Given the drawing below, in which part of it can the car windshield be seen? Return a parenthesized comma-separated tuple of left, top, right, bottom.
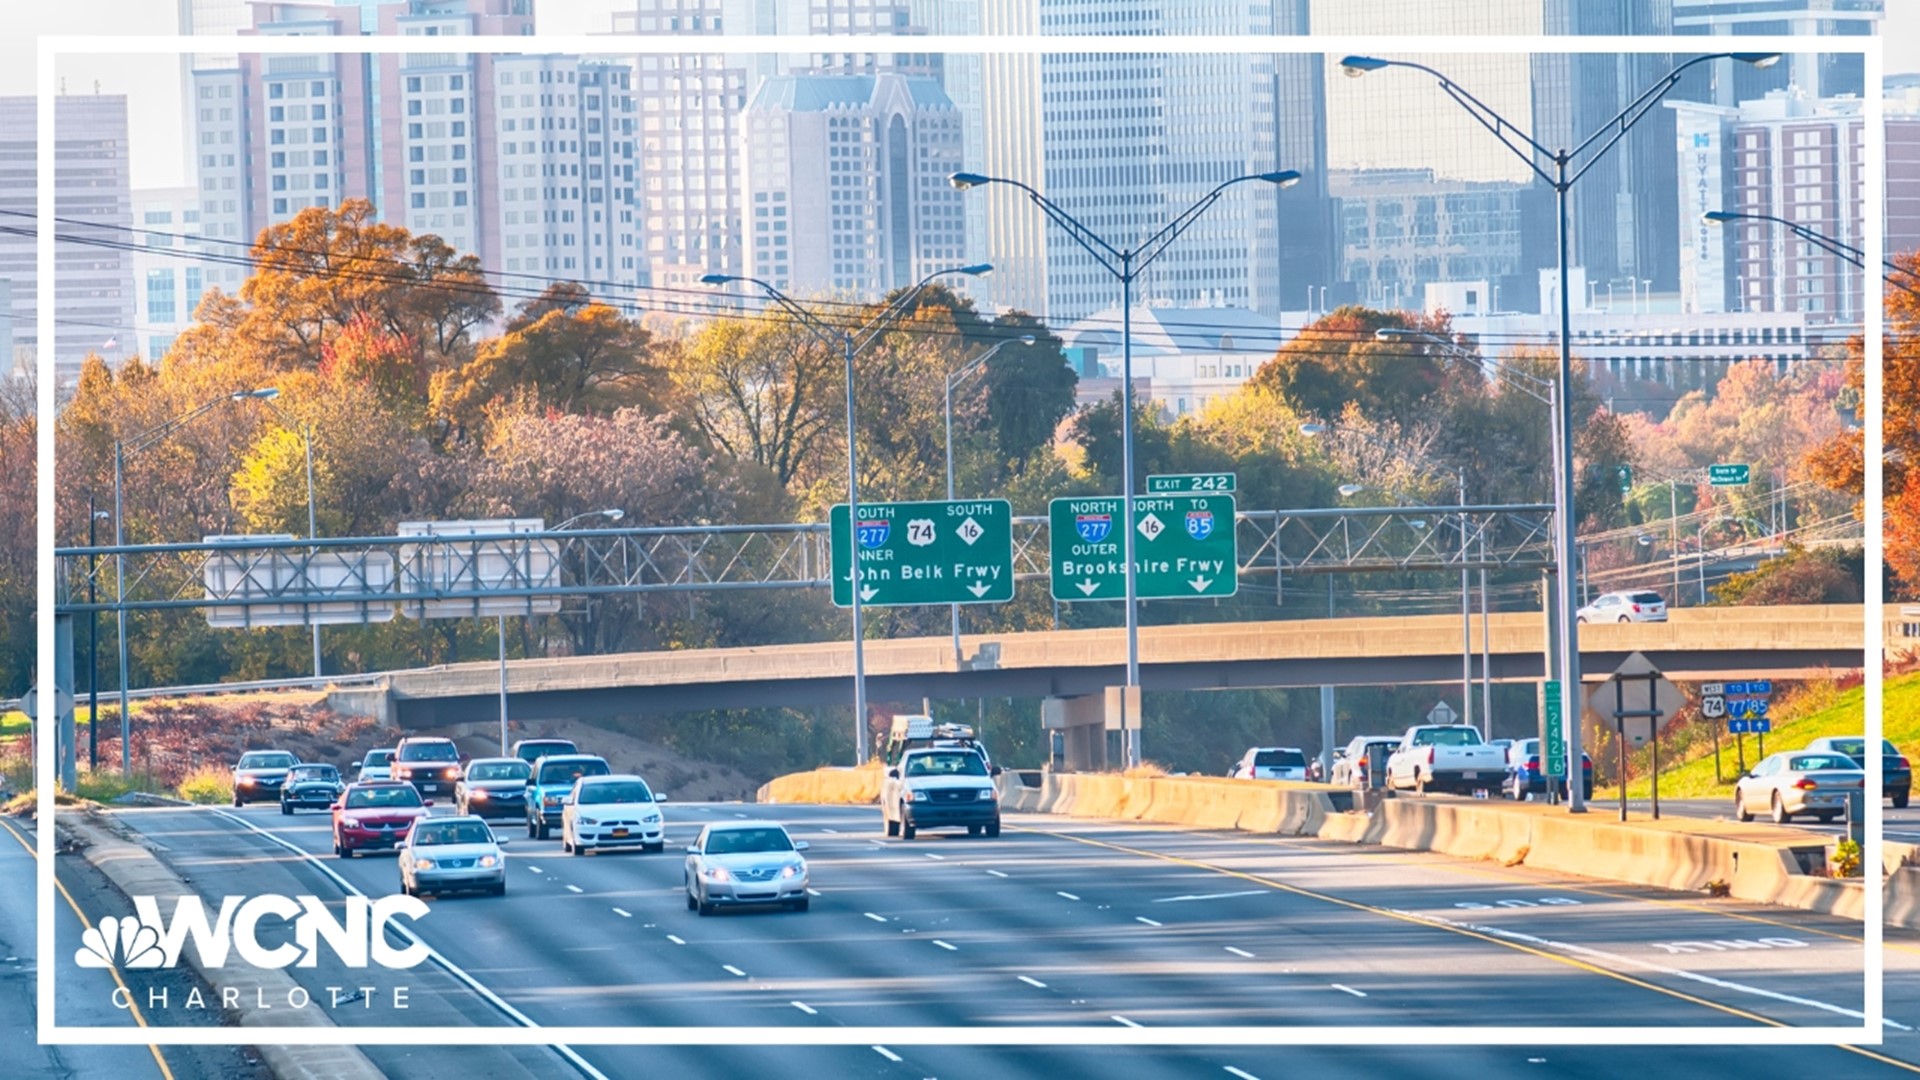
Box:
(905, 751, 989, 777)
(288, 766, 337, 782)
(1629, 592, 1663, 605)
(364, 751, 394, 765)
(238, 752, 296, 769)
(1791, 755, 1858, 772)
(344, 786, 423, 810)
(411, 821, 493, 847)
(703, 827, 793, 855)
(539, 760, 609, 785)
(517, 742, 576, 760)
(1411, 728, 1481, 747)
(399, 742, 459, 762)
(1254, 750, 1304, 767)
(467, 761, 531, 782)
(578, 781, 652, 805)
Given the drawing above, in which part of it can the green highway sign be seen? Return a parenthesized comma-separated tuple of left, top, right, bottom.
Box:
(1544, 679, 1566, 777)
(830, 499, 1014, 608)
(1708, 463, 1750, 487)
(1048, 494, 1237, 601)
(1146, 472, 1236, 494)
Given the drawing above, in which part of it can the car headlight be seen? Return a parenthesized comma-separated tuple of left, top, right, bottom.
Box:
(413, 857, 436, 870)
(578, 816, 599, 827)
(238, 777, 256, 785)
(780, 862, 803, 878)
(908, 789, 929, 802)
(478, 854, 499, 868)
(705, 866, 732, 881)
(443, 768, 459, 778)
(470, 789, 488, 800)
(642, 812, 661, 823)
(977, 789, 997, 801)
(544, 794, 562, 805)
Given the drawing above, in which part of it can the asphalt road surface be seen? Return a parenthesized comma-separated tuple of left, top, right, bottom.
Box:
(40, 801, 1920, 1080)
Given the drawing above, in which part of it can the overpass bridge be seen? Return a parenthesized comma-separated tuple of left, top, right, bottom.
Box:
(339, 605, 1868, 730)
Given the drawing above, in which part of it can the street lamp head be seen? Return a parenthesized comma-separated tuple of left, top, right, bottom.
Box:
(1702, 211, 1741, 225)
(1337, 483, 1366, 498)
(1339, 55, 1390, 78)
(1636, 534, 1655, 546)
(948, 171, 991, 190)
(604, 509, 625, 522)
(1375, 328, 1410, 342)
(1299, 422, 1328, 436)
(955, 263, 993, 277)
(235, 387, 279, 400)
(1732, 53, 1782, 69)
(1018, 334, 1037, 346)
(1256, 170, 1302, 189)
(698, 272, 739, 286)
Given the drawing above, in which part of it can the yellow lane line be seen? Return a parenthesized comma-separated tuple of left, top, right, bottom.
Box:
(0, 817, 177, 1080)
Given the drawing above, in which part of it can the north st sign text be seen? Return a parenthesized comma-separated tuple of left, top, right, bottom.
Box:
(1049, 494, 1237, 601)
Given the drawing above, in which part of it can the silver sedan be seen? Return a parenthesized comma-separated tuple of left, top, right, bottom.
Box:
(399, 815, 508, 898)
(1734, 751, 1865, 824)
(684, 821, 810, 916)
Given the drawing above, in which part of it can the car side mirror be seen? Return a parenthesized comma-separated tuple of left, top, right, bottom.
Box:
(495, 837, 511, 846)
(328, 802, 342, 811)
(887, 768, 900, 779)
(423, 800, 435, 808)
(685, 845, 700, 855)
(794, 840, 809, 852)
(655, 794, 669, 803)
(989, 765, 1002, 777)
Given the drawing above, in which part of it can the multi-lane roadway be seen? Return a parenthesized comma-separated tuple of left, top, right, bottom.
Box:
(30, 800, 1920, 1079)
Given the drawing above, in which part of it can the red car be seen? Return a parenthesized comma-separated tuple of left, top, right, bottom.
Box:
(331, 781, 433, 858)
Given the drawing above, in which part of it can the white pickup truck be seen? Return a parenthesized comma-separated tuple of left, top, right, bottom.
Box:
(1386, 725, 1507, 795)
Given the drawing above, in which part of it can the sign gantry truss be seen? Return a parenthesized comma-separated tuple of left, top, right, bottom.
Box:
(55, 505, 1564, 616)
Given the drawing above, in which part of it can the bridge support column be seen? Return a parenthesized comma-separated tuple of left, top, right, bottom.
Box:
(1043, 690, 1135, 772)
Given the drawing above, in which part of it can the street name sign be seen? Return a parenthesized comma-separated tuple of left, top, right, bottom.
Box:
(1708, 463, 1750, 487)
(831, 499, 1013, 608)
(1146, 472, 1236, 494)
(1048, 494, 1237, 601)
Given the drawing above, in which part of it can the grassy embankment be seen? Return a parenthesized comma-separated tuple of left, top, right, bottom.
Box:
(1604, 672, 1920, 800)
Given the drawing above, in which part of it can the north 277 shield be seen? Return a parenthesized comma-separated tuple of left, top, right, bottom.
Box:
(1185, 510, 1214, 541)
(1075, 513, 1112, 544)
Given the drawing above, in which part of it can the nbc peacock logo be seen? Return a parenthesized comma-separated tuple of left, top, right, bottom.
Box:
(75, 914, 167, 970)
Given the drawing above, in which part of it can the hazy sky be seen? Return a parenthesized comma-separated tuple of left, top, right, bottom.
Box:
(2, 0, 1915, 190)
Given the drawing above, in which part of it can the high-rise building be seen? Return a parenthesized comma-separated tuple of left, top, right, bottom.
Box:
(0, 95, 139, 385)
(1035, 1, 1313, 322)
(1675, 0, 1883, 104)
(1330, 169, 1532, 310)
(190, 2, 643, 309)
(741, 73, 965, 295)
(811, 0, 938, 78)
(130, 186, 209, 362)
(1673, 88, 1875, 325)
(1890, 76, 1920, 263)
(975, 0, 1047, 315)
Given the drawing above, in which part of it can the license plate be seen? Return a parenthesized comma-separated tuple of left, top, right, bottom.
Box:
(1462, 772, 1478, 780)
(612, 828, 629, 838)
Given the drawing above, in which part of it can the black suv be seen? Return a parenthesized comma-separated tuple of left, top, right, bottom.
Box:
(392, 737, 463, 798)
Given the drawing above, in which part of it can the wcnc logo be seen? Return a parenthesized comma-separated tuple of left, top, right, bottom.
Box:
(76, 895, 429, 971)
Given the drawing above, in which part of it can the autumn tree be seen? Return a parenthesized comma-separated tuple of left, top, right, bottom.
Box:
(1249, 306, 1467, 423)
(668, 312, 840, 489)
(430, 284, 664, 437)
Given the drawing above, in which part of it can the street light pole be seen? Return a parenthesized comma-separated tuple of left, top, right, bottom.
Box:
(702, 264, 993, 765)
(1704, 209, 1920, 299)
(952, 167, 1301, 768)
(1343, 50, 1781, 813)
(112, 387, 278, 773)
(86, 498, 107, 772)
(1310, 421, 1473, 721)
(944, 333, 1036, 666)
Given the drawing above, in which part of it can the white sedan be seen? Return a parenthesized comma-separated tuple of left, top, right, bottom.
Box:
(562, 774, 666, 855)
(685, 820, 810, 916)
(398, 815, 506, 898)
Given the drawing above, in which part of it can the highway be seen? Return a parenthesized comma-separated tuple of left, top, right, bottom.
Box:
(72, 799, 1920, 1079)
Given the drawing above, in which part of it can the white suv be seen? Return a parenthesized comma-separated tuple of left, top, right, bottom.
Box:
(1576, 590, 1668, 624)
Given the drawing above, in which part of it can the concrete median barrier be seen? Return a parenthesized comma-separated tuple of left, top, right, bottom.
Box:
(757, 764, 884, 806)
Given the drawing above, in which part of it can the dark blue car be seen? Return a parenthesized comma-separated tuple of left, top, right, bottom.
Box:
(1503, 738, 1593, 800)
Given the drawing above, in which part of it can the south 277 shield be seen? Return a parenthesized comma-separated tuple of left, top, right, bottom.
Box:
(1185, 510, 1215, 541)
(1074, 513, 1113, 544)
(856, 520, 890, 549)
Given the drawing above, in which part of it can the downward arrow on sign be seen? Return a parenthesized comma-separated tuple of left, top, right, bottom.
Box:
(859, 585, 879, 602)
(1187, 576, 1212, 592)
(1076, 579, 1099, 596)
(966, 582, 991, 598)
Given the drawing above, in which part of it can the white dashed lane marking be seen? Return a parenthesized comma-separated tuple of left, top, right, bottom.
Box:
(932, 940, 957, 951)
(1331, 984, 1367, 998)
(1135, 917, 1163, 927)
(791, 1001, 817, 1015)
(1056, 891, 1080, 901)
(1113, 1015, 1142, 1028)
(873, 1047, 903, 1063)
(666, 935, 686, 945)
(985, 869, 1009, 878)
(864, 912, 888, 923)
(565, 884, 583, 894)
(723, 965, 747, 978)
(1225, 946, 1255, 959)
(1017, 975, 1048, 989)
(611, 907, 631, 918)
